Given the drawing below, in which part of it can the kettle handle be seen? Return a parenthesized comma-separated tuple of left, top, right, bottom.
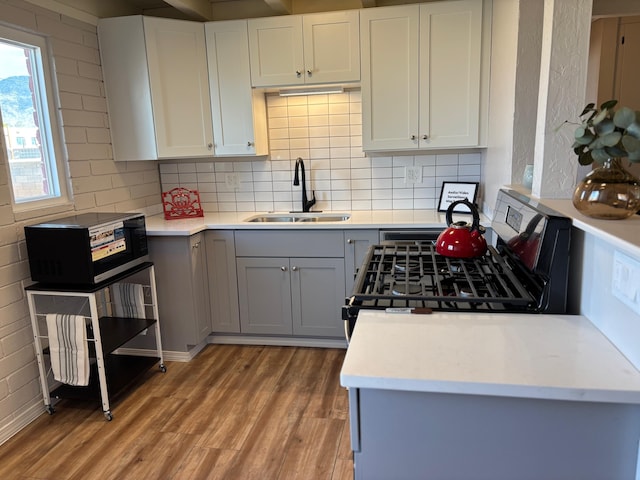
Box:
(446, 199, 481, 231)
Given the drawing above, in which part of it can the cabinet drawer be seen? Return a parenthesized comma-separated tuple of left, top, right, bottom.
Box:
(235, 230, 344, 257)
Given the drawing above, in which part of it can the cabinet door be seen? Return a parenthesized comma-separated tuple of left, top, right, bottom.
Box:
(205, 231, 240, 333)
(360, 5, 420, 151)
(98, 16, 157, 161)
(190, 234, 212, 342)
(148, 236, 209, 351)
(144, 17, 214, 158)
(419, 0, 482, 148)
(248, 16, 304, 87)
(205, 20, 268, 156)
(344, 230, 379, 296)
(303, 11, 360, 84)
(237, 257, 292, 335)
(291, 258, 345, 337)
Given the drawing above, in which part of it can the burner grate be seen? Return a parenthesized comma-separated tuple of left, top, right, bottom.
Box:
(350, 243, 536, 312)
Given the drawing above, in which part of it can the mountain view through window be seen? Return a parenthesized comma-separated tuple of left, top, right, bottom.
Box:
(0, 38, 61, 204)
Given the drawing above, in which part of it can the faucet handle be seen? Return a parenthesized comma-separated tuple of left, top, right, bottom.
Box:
(307, 190, 317, 210)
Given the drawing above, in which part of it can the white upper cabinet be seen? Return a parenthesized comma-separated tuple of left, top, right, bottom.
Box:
(248, 11, 360, 87)
(361, 0, 483, 151)
(98, 16, 214, 161)
(205, 20, 268, 157)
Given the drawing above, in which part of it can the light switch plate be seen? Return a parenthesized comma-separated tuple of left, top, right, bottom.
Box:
(612, 250, 640, 314)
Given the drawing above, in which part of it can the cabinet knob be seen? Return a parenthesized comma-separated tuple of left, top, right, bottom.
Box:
(306, 69, 312, 76)
(410, 135, 416, 140)
(281, 266, 287, 271)
(296, 70, 302, 77)
(192, 242, 200, 249)
(292, 266, 298, 271)
(207, 143, 213, 150)
(247, 141, 254, 147)
(422, 135, 429, 140)
(347, 238, 353, 244)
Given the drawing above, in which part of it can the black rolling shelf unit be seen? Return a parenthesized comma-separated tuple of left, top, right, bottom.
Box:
(26, 262, 166, 421)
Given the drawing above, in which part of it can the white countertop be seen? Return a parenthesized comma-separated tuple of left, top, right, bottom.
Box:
(340, 310, 640, 404)
(508, 185, 640, 258)
(144, 209, 465, 236)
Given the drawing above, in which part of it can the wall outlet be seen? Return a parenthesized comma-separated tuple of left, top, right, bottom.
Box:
(612, 251, 640, 314)
(404, 166, 422, 184)
(225, 173, 240, 190)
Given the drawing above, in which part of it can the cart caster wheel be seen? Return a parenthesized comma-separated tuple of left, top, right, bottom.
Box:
(159, 364, 167, 373)
(104, 411, 113, 421)
(45, 405, 55, 415)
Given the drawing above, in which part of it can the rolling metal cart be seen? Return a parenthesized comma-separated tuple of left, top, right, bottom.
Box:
(26, 262, 166, 421)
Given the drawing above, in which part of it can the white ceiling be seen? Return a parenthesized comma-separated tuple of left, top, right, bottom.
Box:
(27, 0, 640, 25)
(30, 0, 431, 23)
(37, 0, 362, 21)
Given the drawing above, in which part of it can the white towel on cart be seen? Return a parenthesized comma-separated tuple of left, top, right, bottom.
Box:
(45, 314, 90, 386)
(111, 283, 146, 319)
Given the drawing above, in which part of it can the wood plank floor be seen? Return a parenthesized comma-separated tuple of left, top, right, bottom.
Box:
(0, 345, 353, 480)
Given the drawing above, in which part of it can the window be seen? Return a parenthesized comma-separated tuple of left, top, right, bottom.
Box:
(0, 25, 68, 210)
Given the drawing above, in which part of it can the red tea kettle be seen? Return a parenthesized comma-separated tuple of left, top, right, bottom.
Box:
(436, 199, 488, 258)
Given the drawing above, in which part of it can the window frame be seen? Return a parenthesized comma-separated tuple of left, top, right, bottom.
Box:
(0, 25, 71, 216)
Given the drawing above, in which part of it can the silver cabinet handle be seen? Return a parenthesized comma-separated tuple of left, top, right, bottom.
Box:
(347, 238, 353, 244)
(296, 70, 302, 77)
(422, 135, 429, 140)
(207, 143, 213, 150)
(292, 266, 298, 271)
(306, 69, 312, 76)
(192, 242, 200, 249)
(247, 141, 254, 147)
(281, 266, 287, 271)
(410, 135, 416, 140)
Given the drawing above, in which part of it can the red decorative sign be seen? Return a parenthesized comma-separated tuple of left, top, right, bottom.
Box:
(162, 187, 204, 220)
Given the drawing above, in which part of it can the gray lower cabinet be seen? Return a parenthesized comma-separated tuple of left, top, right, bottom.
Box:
(350, 387, 640, 480)
(344, 229, 378, 296)
(205, 231, 240, 333)
(235, 230, 346, 338)
(148, 233, 211, 351)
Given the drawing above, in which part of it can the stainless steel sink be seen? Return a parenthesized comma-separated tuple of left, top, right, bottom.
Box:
(244, 213, 351, 223)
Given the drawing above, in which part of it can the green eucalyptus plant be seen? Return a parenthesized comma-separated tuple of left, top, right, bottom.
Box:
(571, 100, 640, 165)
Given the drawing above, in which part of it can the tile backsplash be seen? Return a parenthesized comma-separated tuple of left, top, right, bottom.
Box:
(159, 90, 482, 212)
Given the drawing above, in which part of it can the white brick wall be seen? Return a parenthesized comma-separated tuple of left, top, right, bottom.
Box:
(160, 91, 483, 212)
(0, 0, 161, 443)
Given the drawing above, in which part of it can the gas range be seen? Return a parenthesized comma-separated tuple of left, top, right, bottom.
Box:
(343, 189, 573, 339)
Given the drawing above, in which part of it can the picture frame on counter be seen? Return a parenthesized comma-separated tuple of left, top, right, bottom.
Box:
(438, 182, 479, 212)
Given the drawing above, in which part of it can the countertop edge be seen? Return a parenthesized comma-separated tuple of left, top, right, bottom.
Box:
(339, 374, 640, 404)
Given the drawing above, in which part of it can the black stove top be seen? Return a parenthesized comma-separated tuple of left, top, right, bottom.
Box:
(343, 189, 573, 338)
(347, 243, 536, 312)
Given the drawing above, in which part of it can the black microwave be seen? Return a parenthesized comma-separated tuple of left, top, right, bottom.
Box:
(25, 212, 149, 285)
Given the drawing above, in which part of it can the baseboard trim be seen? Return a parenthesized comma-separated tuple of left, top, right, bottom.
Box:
(116, 336, 346, 362)
(0, 400, 45, 446)
(207, 335, 347, 349)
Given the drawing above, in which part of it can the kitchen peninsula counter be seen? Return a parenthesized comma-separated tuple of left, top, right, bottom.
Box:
(340, 310, 640, 403)
(341, 310, 640, 480)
